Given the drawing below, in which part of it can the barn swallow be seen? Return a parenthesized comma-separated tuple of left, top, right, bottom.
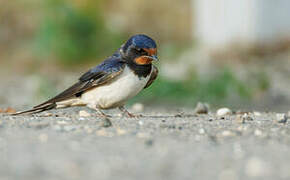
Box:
(13, 34, 159, 117)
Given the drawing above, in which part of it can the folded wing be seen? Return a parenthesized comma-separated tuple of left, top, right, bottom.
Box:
(144, 65, 158, 89)
(13, 57, 125, 115)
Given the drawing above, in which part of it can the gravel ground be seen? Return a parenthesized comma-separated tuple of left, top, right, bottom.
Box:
(1, 108, 290, 180)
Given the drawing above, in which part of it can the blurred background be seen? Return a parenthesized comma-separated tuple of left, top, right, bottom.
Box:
(1, 0, 290, 111)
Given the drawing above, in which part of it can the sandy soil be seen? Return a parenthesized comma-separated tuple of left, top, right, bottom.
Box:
(0, 108, 290, 180)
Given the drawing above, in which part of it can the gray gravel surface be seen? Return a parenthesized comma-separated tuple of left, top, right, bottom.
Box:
(1, 108, 290, 180)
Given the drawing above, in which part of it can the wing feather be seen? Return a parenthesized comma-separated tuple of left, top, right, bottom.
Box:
(144, 65, 158, 89)
(34, 58, 125, 108)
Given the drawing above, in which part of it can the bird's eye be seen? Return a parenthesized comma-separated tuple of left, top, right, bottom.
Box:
(136, 48, 142, 52)
(135, 48, 147, 55)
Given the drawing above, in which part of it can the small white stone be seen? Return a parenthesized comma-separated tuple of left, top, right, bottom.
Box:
(199, 128, 205, 134)
(245, 157, 270, 177)
(117, 113, 122, 117)
(57, 121, 68, 125)
(193, 102, 209, 114)
(253, 111, 262, 116)
(138, 120, 144, 126)
(131, 103, 144, 113)
(222, 130, 234, 137)
(79, 110, 91, 117)
(217, 108, 232, 116)
(79, 117, 85, 121)
(38, 133, 48, 143)
(254, 129, 263, 136)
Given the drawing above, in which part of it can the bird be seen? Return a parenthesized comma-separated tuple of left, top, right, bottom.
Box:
(13, 34, 159, 118)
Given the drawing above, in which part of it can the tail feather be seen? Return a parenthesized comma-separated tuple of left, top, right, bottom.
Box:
(12, 103, 56, 115)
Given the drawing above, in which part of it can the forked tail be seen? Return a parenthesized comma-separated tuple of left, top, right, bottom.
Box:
(12, 103, 56, 115)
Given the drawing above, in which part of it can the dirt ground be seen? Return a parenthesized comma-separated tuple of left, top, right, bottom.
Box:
(1, 108, 290, 180)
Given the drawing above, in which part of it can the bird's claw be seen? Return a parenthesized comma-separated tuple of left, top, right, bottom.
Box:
(124, 112, 142, 118)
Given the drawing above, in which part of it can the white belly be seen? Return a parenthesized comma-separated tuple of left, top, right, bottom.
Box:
(80, 66, 151, 109)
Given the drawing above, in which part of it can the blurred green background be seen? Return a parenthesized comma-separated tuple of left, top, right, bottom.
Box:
(1, 0, 290, 110)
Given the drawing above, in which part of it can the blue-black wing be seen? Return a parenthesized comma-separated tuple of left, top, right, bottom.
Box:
(144, 65, 158, 89)
(33, 56, 125, 108)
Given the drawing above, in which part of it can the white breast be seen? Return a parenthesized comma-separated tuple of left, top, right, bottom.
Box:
(80, 66, 151, 109)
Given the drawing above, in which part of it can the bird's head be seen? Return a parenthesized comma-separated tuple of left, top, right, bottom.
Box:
(120, 34, 158, 65)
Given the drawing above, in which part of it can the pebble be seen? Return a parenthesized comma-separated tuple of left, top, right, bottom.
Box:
(42, 113, 53, 117)
(138, 120, 144, 126)
(193, 102, 209, 114)
(79, 117, 86, 121)
(63, 125, 76, 131)
(243, 113, 253, 121)
(245, 157, 270, 177)
(199, 128, 205, 134)
(253, 111, 262, 116)
(217, 108, 232, 116)
(236, 113, 253, 123)
(116, 128, 127, 135)
(254, 129, 263, 136)
(101, 118, 112, 128)
(57, 120, 69, 125)
(221, 130, 234, 137)
(79, 110, 91, 117)
(131, 103, 144, 113)
(38, 133, 48, 143)
(276, 113, 287, 123)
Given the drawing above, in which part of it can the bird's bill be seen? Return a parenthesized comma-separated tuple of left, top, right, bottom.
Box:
(150, 55, 159, 62)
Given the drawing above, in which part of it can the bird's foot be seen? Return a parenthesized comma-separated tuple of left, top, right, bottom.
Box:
(119, 106, 142, 118)
(97, 112, 111, 118)
(124, 111, 140, 118)
(94, 108, 111, 118)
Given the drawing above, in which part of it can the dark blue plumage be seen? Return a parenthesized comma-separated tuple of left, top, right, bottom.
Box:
(79, 56, 124, 82)
(123, 34, 157, 52)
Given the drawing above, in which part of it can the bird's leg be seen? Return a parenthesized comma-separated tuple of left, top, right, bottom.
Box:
(91, 107, 112, 127)
(119, 106, 141, 118)
(93, 107, 111, 118)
